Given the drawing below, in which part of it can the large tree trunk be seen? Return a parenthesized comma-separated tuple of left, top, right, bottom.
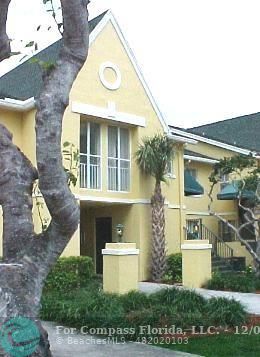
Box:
(0, 1, 90, 356)
(151, 182, 166, 282)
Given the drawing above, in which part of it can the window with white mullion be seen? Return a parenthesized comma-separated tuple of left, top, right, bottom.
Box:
(117, 127, 121, 191)
(108, 126, 130, 191)
(80, 121, 101, 189)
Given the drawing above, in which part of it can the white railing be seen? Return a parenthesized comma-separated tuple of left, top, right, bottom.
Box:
(120, 167, 130, 192)
(108, 166, 118, 191)
(80, 153, 130, 191)
(80, 153, 101, 189)
(108, 163, 130, 191)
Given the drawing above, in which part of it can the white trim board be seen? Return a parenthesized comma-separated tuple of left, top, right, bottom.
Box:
(76, 194, 185, 209)
(185, 210, 237, 216)
(167, 134, 197, 145)
(102, 248, 139, 256)
(171, 127, 259, 157)
(181, 244, 212, 250)
(0, 97, 35, 111)
(76, 194, 150, 205)
(184, 155, 219, 165)
(72, 101, 146, 127)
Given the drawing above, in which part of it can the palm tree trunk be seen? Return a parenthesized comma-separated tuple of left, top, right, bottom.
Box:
(151, 182, 166, 281)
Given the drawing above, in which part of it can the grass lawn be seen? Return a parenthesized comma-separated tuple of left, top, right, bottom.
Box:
(160, 333, 260, 357)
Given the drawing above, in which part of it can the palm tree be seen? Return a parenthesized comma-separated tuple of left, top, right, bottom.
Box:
(135, 134, 175, 281)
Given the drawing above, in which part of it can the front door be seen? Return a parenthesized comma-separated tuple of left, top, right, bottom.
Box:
(95, 217, 112, 274)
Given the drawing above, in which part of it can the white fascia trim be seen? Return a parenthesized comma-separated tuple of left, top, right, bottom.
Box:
(184, 155, 219, 164)
(167, 134, 197, 145)
(102, 248, 139, 255)
(72, 101, 146, 127)
(181, 244, 212, 250)
(171, 128, 257, 156)
(75, 194, 150, 205)
(89, 10, 169, 133)
(0, 97, 35, 112)
(186, 210, 237, 216)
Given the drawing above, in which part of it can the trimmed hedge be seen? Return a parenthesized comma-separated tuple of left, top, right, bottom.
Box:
(43, 256, 94, 292)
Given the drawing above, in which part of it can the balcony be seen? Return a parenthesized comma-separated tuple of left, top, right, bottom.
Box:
(80, 154, 130, 192)
(108, 159, 130, 192)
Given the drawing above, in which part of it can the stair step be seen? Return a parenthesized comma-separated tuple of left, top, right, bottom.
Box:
(212, 256, 246, 272)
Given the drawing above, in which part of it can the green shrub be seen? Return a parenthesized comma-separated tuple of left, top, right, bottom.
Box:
(205, 271, 258, 293)
(120, 291, 151, 312)
(206, 271, 226, 290)
(206, 297, 247, 327)
(163, 253, 182, 283)
(43, 256, 94, 292)
(41, 285, 248, 340)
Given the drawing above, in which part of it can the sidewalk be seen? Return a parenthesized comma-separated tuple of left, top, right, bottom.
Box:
(43, 322, 200, 357)
(139, 282, 260, 315)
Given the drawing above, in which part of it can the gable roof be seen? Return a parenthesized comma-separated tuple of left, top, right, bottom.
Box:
(0, 11, 108, 101)
(0, 10, 169, 133)
(188, 112, 260, 153)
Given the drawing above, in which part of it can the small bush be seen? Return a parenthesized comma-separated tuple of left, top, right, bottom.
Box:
(206, 297, 247, 327)
(43, 256, 94, 292)
(206, 271, 226, 290)
(163, 253, 182, 283)
(205, 271, 258, 293)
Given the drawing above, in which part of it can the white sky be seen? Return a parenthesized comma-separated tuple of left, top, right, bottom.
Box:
(1, 0, 260, 128)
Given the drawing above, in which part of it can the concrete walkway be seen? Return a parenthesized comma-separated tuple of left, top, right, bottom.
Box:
(43, 322, 200, 357)
(139, 282, 260, 315)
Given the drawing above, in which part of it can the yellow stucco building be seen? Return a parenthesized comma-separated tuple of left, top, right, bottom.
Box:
(0, 11, 258, 280)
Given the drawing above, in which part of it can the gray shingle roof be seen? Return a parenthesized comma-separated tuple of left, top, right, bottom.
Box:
(188, 112, 260, 153)
(0, 11, 107, 101)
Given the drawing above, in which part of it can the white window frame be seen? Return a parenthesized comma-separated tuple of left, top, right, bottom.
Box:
(80, 122, 101, 190)
(166, 159, 176, 179)
(220, 173, 230, 190)
(107, 126, 131, 192)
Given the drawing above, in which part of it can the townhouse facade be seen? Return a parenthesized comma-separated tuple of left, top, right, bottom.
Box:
(0, 10, 258, 279)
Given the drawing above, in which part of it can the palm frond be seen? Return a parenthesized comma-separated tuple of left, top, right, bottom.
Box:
(135, 133, 175, 183)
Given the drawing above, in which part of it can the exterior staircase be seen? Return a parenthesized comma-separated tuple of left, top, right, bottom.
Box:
(200, 224, 246, 273)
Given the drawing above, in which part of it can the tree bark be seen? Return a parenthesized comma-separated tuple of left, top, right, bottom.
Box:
(151, 182, 166, 281)
(0, 0, 90, 355)
(0, 0, 11, 61)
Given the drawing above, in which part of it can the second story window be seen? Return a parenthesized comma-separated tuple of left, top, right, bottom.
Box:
(108, 126, 130, 191)
(80, 121, 101, 189)
(220, 174, 230, 190)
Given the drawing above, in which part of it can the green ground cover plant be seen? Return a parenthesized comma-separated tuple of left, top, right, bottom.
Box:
(205, 270, 260, 293)
(41, 280, 247, 341)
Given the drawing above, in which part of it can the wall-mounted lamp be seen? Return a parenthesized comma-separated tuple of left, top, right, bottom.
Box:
(116, 224, 124, 242)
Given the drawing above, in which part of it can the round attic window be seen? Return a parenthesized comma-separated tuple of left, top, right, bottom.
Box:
(99, 62, 121, 90)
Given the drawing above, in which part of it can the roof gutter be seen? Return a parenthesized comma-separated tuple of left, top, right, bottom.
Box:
(170, 127, 258, 157)
(184, 154, 219, 164)
(0, 97, 35, 112)
(167, 133, 197, 145)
